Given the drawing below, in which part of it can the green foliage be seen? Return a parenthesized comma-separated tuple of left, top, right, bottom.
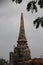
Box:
(0, 59, 5, 65)
(27, 2, 31, 11)
(12, 0, 15, 2)
(12, 0, 22, 4)
(12, 0, 43, 29)
(27, 1, 37, 13)
(34, 17, 43, 29)
(38, 0, 43, 8)
(0, 59, 4, 65)
(0, 58, 8, 65)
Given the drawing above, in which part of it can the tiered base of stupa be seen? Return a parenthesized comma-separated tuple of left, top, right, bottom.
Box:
(13, 43, 31, 65)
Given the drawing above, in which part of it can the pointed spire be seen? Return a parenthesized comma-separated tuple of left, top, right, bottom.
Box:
(17, 13, 27, 42)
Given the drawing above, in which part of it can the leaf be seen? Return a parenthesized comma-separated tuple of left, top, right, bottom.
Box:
(18, 0, 22, 3)
(33, 17, 41, 29)
(12, 0, 22, 4)
(33, 17, 43, 28)
(12, 0, 15, 2)
(38, 0, 43, 8)
(41, 17, 43, 27)
(33, 4, 37, 12)
(27, 2, 31, 11)
(27, 1, 37, 13)
(41, 21, 43, 27)
(33, 17, 40, 24)
(36, 22, 40, 28)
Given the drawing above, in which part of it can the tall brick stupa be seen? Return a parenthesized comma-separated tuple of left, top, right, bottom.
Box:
(9, 13, 43, 65)
(9, 13, 31, 65)
(13, 13, 31, 65)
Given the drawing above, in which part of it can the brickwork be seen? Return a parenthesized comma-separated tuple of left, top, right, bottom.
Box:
(13, 13, 31, 65)
(13, 59, 43, 65)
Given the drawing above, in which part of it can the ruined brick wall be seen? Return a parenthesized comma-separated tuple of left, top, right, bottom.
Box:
(13, 59, 43, 65)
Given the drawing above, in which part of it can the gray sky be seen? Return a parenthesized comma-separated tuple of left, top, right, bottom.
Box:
(0, 0, 43, 60)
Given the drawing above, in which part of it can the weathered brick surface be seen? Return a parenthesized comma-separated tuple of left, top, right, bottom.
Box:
(13, 59, 43, 65)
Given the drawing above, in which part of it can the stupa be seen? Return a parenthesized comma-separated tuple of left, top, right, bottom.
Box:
(13, 13, 31, 65)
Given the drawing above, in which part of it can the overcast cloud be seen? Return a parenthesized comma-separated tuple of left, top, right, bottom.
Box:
(0, 0, 43, 60)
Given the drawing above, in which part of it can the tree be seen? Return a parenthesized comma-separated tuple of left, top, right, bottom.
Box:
(0, 59, 4, 65)
(0, 58, 8, 65)
(12, 0, 43, 29)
